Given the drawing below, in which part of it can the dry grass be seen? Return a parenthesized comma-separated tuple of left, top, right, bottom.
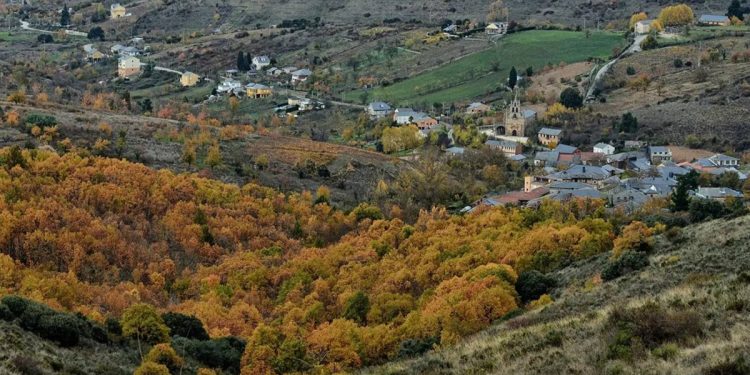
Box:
(593, 37, 750, 150)
(669, 146, 715, 163)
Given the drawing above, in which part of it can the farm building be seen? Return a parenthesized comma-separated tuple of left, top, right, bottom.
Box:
(486, 22, 508, 35)
(698, 15, 731, 26)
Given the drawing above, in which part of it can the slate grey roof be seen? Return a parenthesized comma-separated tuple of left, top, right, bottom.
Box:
(555, 144, 578, 154)
(486, 139, 518, 149)
(699, 15, 730, 23)
(649, 146, 671, 154)
(539, 127, 562, 136)
(695, 187, 743, 199)
(548, 165, 610, 181)
(535, 151, 560, 163)
(292, 69, 312, 76)
(549, 181, 595, 190)
(368, 102, 391, 111)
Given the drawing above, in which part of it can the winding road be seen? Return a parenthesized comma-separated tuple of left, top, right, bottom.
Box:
(585, 34, 646, 102)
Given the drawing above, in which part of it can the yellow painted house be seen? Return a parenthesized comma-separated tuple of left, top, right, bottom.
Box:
(181, 72, 200, 87)
(246, 83, 272, 98)
(111, 4, 126, 19)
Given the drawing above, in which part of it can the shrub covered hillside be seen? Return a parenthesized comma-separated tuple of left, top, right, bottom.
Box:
(0, 146, 656, 373)
(363, 214, 750, 375)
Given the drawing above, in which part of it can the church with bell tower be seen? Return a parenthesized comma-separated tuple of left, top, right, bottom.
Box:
(498, 91, 536, 138)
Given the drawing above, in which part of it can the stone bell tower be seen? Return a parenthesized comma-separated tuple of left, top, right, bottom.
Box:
(504, 92, 526, 137)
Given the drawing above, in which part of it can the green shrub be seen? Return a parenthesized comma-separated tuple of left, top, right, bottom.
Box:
(38, 313, 80, 347)
(342, 291, 370, 324)
(606, 301, 702, 360)
(652, 343, 679, 360)
(602, 251, 648, 281)
(516, 271, 557, 303)
(106, 317, 122, 335)
(1, 295, 30, 317)
(397, 336, 439, 358)
(162, 312, 209, 340)
(23, 113, 57, 132)
(11, 355, 45, 375)
(0, 303, 13, 321)
(19, 301, 55, 331)
(351, 203, 384, 222)
(175, 336, 246, 373)
(626, 66, 636, 75)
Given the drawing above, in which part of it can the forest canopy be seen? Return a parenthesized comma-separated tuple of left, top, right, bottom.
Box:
(0, 147, 639, 373)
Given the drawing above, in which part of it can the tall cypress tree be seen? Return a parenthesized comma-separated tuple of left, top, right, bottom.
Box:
(508, 66, 517, 89)
(60, 4, 71, 26)
(237, 51, 248, 71)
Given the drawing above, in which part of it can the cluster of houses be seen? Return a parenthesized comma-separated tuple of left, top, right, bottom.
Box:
(215, 75, 272, 98)
(361, 97, 747, 213)
(470, 140, 746, 211)
(366, 95, 539, 158)
(367, 102, 447, 138)
(635, 13, 733, 34)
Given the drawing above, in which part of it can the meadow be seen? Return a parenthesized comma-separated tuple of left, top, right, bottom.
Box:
(344, 30, 628, 106)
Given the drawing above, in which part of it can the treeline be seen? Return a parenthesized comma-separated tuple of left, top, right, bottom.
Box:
(0, 147, 662, 373)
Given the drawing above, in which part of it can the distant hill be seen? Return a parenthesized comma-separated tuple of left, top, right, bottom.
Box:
(104, 0, 732, 33)
(362, 214, 750, 374)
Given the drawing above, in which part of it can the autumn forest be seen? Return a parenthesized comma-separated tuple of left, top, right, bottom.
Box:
(0, 146, 664, 374)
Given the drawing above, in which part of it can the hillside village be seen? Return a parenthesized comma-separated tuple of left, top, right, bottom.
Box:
(0, 0, 750, 374)
(0, 0, 747, 214)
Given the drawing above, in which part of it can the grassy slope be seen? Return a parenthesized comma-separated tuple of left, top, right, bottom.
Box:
(0, 321, 139, 375)
(362, 214, 750, 374)
(345, 30, 627, 106)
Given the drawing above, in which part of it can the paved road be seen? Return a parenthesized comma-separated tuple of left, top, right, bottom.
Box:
(154, 66, 183, 75)
(585, 34, 646, 101)
(20, 20, 87, 36)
